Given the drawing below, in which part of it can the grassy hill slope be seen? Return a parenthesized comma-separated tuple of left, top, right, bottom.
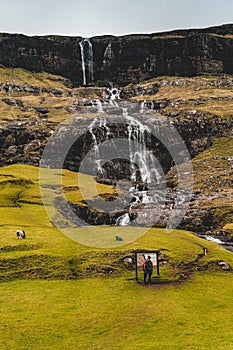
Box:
(0, 164, 232, 349)
(0, 69, 233, 349)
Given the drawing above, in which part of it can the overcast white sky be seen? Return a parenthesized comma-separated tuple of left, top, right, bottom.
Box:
(0, 0, 232, 37)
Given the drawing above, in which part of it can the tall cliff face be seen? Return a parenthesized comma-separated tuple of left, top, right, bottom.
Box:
(1, 24, 233, 86)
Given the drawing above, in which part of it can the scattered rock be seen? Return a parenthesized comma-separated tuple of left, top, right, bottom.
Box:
(2, 98, 16, 106)
(35, 107, 49, 115)
(218, 260, 231, 271)
(123, 257, 134, 269)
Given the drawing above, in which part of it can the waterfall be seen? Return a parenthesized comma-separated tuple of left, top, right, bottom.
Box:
(115, 111, 162, 226)
(88, 118, 112, 175)
(88, 119, 103, 175)
(107, 86, 121, 106)
(116, 213, 130, 226)
(96, 100, 104, 114)
(124, 109, 161, 184)
(140, 101, 145, 114)
(147, 101, 154, 109)
(86, 38, 94, 84)
(99, 118, 111, 138)
(140, 100, 154, 113)
(86, 113, 162, 226)
(79, 40, 86, 86)
(103, 42, 114, 65)
(79, 38, 94, 86)
(91, 99, 104, 113)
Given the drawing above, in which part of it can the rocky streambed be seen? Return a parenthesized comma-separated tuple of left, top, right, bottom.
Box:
(38, 100, 233, 249)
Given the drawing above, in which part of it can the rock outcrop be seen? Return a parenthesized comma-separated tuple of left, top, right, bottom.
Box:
(1, 24, 233, 86)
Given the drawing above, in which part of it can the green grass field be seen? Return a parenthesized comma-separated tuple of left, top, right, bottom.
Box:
(0, 164, 233, 349)
(1, 273, 233, 350)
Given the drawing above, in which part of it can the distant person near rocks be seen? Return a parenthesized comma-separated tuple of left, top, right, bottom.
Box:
(142, 256, 153, 284)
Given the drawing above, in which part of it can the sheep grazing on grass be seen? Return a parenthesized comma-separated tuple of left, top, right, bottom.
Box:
(16, 230, 26, 239)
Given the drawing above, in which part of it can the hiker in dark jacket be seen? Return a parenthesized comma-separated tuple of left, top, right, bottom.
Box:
(142, 256, 153, 284)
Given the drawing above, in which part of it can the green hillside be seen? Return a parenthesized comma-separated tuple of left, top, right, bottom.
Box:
(0, 164, 232, 349)
(0, 68, 233, 349)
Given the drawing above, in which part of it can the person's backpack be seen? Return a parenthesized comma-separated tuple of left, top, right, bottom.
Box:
(145, 259, 153, 273)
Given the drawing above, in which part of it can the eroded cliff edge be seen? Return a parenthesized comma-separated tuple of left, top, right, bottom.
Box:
(1, 24, 233, 86)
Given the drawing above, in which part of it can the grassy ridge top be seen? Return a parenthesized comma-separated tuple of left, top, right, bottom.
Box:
(0, 67, 70, 89)
(0, 67, 103, 124)
(130, 75, 233, 120)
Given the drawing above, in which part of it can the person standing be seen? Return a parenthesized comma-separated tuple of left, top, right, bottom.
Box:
(142, 255, 153, 284)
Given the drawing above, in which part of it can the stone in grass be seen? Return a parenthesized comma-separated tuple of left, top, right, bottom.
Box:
(218, 260, 231, 271)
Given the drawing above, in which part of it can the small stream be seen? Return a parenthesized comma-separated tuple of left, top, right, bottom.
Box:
(200, 234, 233, 252)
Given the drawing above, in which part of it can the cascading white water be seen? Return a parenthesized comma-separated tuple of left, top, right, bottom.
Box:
(79, 38, 94, 86)
(140, 101, 146, 114)
(147, 101, 154, 109)
(86, 38, 94, 84)
(103, 42, 114, 65)
(88, 117, 112, 175)
(123, 109, 161, 184)
(96, 100, 104, 114)
(87, 112, 162, 226)
(115, 213, 130, 226)
(89, 119, 103, 175)
(116, 110, 162, 226)
(91, 99, 104, 113)
(131, 189, 153, 204)
(99, 117, 111, 138)
(205, 236, 224, 244)
(79, 40, 86, 85)
(140, 100, 154, 112)
(107, 86, 121, 106)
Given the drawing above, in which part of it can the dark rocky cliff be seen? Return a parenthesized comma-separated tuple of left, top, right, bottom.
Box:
(1, 24, 233, 86)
